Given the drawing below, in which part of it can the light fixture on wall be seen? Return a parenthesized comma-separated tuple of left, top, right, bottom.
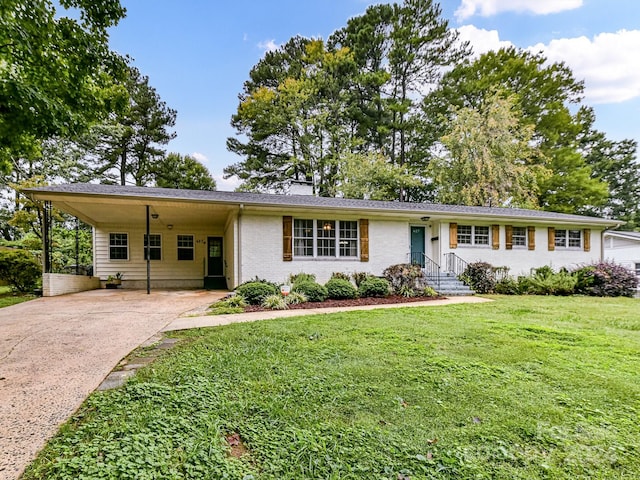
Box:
(420, 216, 430, 221)
(151, 213, 159, 219)
(167, 224, 173, 230)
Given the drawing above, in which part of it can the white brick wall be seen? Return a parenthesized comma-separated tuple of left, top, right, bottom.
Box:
(42, 273, 100, 297)
(239, 214, 408, 285)
(439, 223, 605, 276)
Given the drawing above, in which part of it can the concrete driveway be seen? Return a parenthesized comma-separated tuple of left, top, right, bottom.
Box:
(0, 289, 225, 480)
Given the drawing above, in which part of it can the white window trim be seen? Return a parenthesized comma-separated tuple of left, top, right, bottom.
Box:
(109, 232, 129, 261)
(457, 225, 490, 248)
(177, 234, 195, 261)
(555, 229, 582, 249)
(144, 233, 162, 261)
(512, 226, 527, 248)
(293, 219, 359, 259)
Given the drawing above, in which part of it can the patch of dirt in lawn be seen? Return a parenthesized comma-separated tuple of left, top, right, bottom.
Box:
(243, 295, 444, 312)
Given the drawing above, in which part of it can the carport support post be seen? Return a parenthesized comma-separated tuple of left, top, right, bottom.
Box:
(43, 201, 51, 273)
(146, 205, 151, 294)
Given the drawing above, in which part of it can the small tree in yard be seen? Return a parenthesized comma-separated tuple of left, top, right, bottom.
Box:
(0, 250, 41, 292)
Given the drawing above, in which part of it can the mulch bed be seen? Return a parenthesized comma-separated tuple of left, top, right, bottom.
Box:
(243, 295, 443, 312)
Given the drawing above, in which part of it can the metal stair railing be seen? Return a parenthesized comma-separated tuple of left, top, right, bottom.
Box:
(444, 252, 468, 277)
(422, 254, 441, 289)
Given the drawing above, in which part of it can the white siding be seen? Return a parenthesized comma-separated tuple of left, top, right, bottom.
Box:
(224, 216, 237, 288)
(239, 214, 408, 285)
(94, 224, 225, 285)
(603, 234, 640, 274)
(440, 223, 604, 276)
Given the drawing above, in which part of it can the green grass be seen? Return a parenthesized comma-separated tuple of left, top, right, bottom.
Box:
(24, 296, 640, 479)
(0, 285, 35, 308)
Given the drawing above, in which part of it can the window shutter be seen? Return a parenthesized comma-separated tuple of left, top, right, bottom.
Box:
(359, 219, 369, 262)
(583, 229, 591, 252)
(505, 225, 513, 250)
(547, 227, 555, 251)
(449, 223, 458, 249)
(527, 226, 535, 250)
(283, 216, 293, 261)
(492, 225, 500, 250)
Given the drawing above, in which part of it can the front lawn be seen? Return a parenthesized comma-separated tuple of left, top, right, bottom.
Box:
(0, 285, 35, 308)
(25, 296, 640, 479)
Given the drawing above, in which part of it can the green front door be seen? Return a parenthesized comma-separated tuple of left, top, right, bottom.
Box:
(410, 226, 425, 267)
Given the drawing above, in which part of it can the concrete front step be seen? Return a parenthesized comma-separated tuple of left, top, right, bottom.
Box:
(425, 273, 474, 296)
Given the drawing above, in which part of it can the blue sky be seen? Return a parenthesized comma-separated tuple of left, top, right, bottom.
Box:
(107, 0, 640, 190)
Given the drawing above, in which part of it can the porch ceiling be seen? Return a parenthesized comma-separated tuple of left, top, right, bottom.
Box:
(50, 197, 236, 228)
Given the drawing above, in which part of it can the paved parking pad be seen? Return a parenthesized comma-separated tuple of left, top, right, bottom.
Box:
(0, 289, 225, 480)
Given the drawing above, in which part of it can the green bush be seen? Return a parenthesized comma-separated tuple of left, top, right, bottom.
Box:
(460, 262, 496, 294)
(292, 281, 328, 302)
(235, 281, 278, 305)
(330, 272, 351, 281)
(358, 277, 391, 297)
(494, 277, 520, 295)
(422, 286, 438, 298)
(285, 291, 308, 305)
(289, 272, 316, 286)
(520, 267, 576, 296)
(352, 271, 373, 287)
(262, 294, 289, 310)
(0, 249, 41, 292)
(325, 278, 357, 299)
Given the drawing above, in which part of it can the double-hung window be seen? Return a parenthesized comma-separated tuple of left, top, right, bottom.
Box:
(293, 219, 358, 258)
(457, 225, 489, 246)
(177, 235, 194, 260)
(294, 219, 314, 256)
(144, 234, 162, 260)
(555, 229, 581, 248)
(635, 263, 640, 277)
(109, 233, 128, 260)
(512, 226, 527, 247)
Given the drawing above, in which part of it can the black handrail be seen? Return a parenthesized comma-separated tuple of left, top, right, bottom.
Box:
(444, 252, 468, 276)
(422, 254, 441, 289)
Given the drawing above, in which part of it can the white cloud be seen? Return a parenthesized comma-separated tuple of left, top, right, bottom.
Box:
(456, 25, 513, 58)
(213, 173, 241, 192)
(257, 39, 278, 52)
(191, 152, 208, 164)
(455, 0, 582, 21)
(529, 29, 640, 104)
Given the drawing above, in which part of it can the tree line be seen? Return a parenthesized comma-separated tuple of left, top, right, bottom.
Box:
(1, 0, 214, 256)
(225, 0, 640, 229)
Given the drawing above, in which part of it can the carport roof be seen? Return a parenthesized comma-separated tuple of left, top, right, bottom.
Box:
(26, 183, 622, 227)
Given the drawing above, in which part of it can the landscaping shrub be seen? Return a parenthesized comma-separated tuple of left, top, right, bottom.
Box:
(520, 266, 576, 296)
(235, 281, 278, 305)
(383, 263, 426, 293)
(573, 261, 638, 297)
(325, 278, 357, 299)
(216, 295, 247, 308)
(358, 277, 391, 297)
(422, 286, 438, 297)
(0, 249, 41, 292)
(261, 294, 288, 310)
(460, 262, 496, 294)
(330, 272, 351, 281)
(352, 271, 372, 287)
(494, 277, 520, 295)
(292, 281, 328, 302)
(285, 291, 308, 305)
(289, 272, 316, 286)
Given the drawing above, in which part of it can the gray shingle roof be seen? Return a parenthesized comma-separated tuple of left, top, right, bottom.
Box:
(25, 183, 621, 226)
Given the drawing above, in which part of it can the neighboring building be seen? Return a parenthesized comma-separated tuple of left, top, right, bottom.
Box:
(603, 231, 640, 284)
(26, 184, 622, 295)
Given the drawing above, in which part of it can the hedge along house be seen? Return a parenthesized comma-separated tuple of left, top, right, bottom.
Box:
(26, 183, 622, 296)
